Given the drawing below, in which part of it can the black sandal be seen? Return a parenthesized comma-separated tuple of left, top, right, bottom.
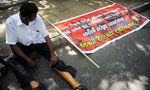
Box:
(74, 85, 87, 90)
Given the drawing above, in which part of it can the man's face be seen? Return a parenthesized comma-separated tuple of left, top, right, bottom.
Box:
(29, 13, 37, 21)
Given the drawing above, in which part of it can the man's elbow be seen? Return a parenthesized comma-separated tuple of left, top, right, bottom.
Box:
(9, 44, 17, 51)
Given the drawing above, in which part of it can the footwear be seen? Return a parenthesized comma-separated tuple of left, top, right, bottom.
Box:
(32, 83, 46, 90)
(74, 85, 87, 90)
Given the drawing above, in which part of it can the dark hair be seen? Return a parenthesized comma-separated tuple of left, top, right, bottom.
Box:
(20, 2, 38, 17)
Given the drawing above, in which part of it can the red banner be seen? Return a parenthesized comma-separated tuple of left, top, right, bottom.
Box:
(53, 4, 149, 53)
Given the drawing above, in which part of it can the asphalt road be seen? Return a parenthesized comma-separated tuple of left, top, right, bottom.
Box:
(0, 6, 150, 90)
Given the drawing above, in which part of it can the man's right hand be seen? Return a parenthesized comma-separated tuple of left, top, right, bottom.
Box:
(10, 45, 36, 68)
(26, 57, 36, 69)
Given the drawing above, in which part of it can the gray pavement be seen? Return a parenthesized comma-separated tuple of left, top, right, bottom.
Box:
(0, 0, 150, 90)
(0, 0, 27, 10)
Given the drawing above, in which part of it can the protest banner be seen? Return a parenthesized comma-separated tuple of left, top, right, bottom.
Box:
(53, 3, 149, 53)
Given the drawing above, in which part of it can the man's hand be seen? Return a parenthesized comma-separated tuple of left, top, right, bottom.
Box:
(26, 57, 37, 69)
(45, 36, 57, 66)
(10, 45, 36, 69)
(50, 54, 57, 66)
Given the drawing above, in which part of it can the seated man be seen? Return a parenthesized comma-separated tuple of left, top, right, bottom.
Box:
(6, 2, 87, 90)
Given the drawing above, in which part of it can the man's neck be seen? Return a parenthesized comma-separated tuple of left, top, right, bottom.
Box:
(20, 15, 29, 25)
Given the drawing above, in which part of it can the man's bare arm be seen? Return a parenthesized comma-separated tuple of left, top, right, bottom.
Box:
(45, 35, 57, 66)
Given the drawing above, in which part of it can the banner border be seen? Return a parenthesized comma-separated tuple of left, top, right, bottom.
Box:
(52, 3, 150, 54)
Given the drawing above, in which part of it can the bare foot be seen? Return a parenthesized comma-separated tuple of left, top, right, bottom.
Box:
(30, 80, 39, 89)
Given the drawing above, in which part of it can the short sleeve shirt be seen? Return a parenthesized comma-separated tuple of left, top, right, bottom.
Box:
(6, 13, 49, 46)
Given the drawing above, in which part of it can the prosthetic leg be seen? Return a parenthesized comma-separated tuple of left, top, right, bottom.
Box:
(52, 60, 87, 90)
(54, 68, 80, 89)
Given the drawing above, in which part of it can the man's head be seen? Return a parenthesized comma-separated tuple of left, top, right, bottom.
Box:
(20, 2, 38, 21)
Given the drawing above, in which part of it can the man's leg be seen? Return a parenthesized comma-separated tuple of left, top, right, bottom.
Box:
(30, 43, 50, 60)
(7, 54, 45, 90)
(7, 43, 35, 87)
(7, 53, 34, 88)
(7, 43, 46, 90)
(31, 43, 87, 90)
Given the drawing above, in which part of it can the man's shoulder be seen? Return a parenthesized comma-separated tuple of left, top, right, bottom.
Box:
(6, 13, 19, 24)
